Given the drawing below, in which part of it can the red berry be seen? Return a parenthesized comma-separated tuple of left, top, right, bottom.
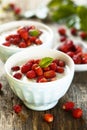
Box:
(26, 70, 36, 79)
(67, 51, 74, 58)
(58, 27, 66, 36)
(0, 82, 2, 90)
(43, 66, 50, 71)
(62, 101, 75, 111)
(13, 72, 22, 79)
(14, 7, 21, 15)
(37, 76, 47, 83)
(9, 3, 15, 9)
(82, 53, 87, 64)
(72, 54, 82, 64)
(2, 41, 11, 46)
(17, 28, 29, 40)
(44, 70, 56, 79)
(58, 60, 65, 67)
(21, 62, 32, 73)
(43, 113, 53, 123)
(60, 36, 67, 42)
(56, 66, 64, 73)
(50, 62, 57, 71)
(29, 36, 36, 42)
(70, 28, 77, 36)
(72, 108, 83, 119)
(11, 66, 20, 71)
(26, 39, 31, 46)
(79, 32, 87, 39)
(35, 39, 42, 45)
(35, 66, 43, 76)
(13, 105, 22, 113)
(19, 42, 27, 48)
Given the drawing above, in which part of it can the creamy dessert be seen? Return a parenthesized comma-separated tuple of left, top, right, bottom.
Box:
(10, 57, 70, 83)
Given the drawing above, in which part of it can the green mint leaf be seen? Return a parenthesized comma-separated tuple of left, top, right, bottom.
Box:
(39, 57, 53, 68)
(29, 29, 40, 36)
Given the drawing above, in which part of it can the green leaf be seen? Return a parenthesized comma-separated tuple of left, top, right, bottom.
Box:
(29, 29, 40, 36)
(39, 57, 53, 68)
(76, 6, 87, 31)
(49, 4, 76, 22)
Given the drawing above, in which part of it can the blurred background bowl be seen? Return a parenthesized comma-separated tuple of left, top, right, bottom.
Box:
(0, 20, 53, 62)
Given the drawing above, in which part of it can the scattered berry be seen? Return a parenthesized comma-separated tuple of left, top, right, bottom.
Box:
(72, 108, 83, 119)
(43, 113, 54, 123)
(58, 27, 66, 36)
(62, 101, 75, 111)
(13, 105, 22, 113)
(79, 32, 87, 39)
(70, 28, 77, 36)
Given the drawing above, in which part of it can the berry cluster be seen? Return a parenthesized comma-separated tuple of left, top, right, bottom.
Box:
(62, 101, 83, 119)
(58, 40, 87, 64)
(11, 57, 66, 83)
(2, 25, 43, 48)
(58, 27, 87, 40)
(9, 3, 21, 15)
(57, 27, 87, 64)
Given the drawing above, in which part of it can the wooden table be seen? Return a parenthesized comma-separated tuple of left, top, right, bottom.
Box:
(0, 19, 87, 130)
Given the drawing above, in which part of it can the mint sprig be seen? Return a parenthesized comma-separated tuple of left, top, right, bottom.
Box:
(39, 57, 53, 68)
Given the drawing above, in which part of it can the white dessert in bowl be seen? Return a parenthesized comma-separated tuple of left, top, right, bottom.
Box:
(5, 47, 74, 111)
(0, 20, 53, 62)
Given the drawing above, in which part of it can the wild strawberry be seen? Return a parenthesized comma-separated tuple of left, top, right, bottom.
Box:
(82, 53, 87, 64)
(79, 32, 87, 39)
(17, 28, 29, 40)
(14, 7, 21, 15)
(13, 105, 22, 114)
(75, 45, 82, 54)
(26, 39, 31, 46)
(2, 41, 11, 46)
(58, 27, 66, 36)
(58, 60, 65, 67)
(67, 51, 74, 58)
(19, 42, 27, 48)
(9, 3, 15, 9)
(43, 66, 50, 71)
(70, 28, 77, 36)
(58, 44, 69, 53)
(44, 70, 56, 79)
(11, 66, 20, 71)
(37, 76, 47, 83)
(26, 70, 36, 79)
(0, 82, 2, 90)
(21, 62, 32, 73)
(35, 39, 42, 45)
(50, 62, 57, 71)
(62, 101, 75, 111)
(29, 36, 36, 42)
(43, 113, 54, 123)
(60, 36, 67, 42)
(72, 54, 82, 64)
(53, 59, 59, 65)
(35, 66, 43, 76)
(56, 66, 64, 73)
(13, 72, 22, 79)
(72, 108, 83, 119)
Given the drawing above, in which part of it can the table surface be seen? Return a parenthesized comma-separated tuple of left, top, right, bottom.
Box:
(0, 18, 87, 130)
